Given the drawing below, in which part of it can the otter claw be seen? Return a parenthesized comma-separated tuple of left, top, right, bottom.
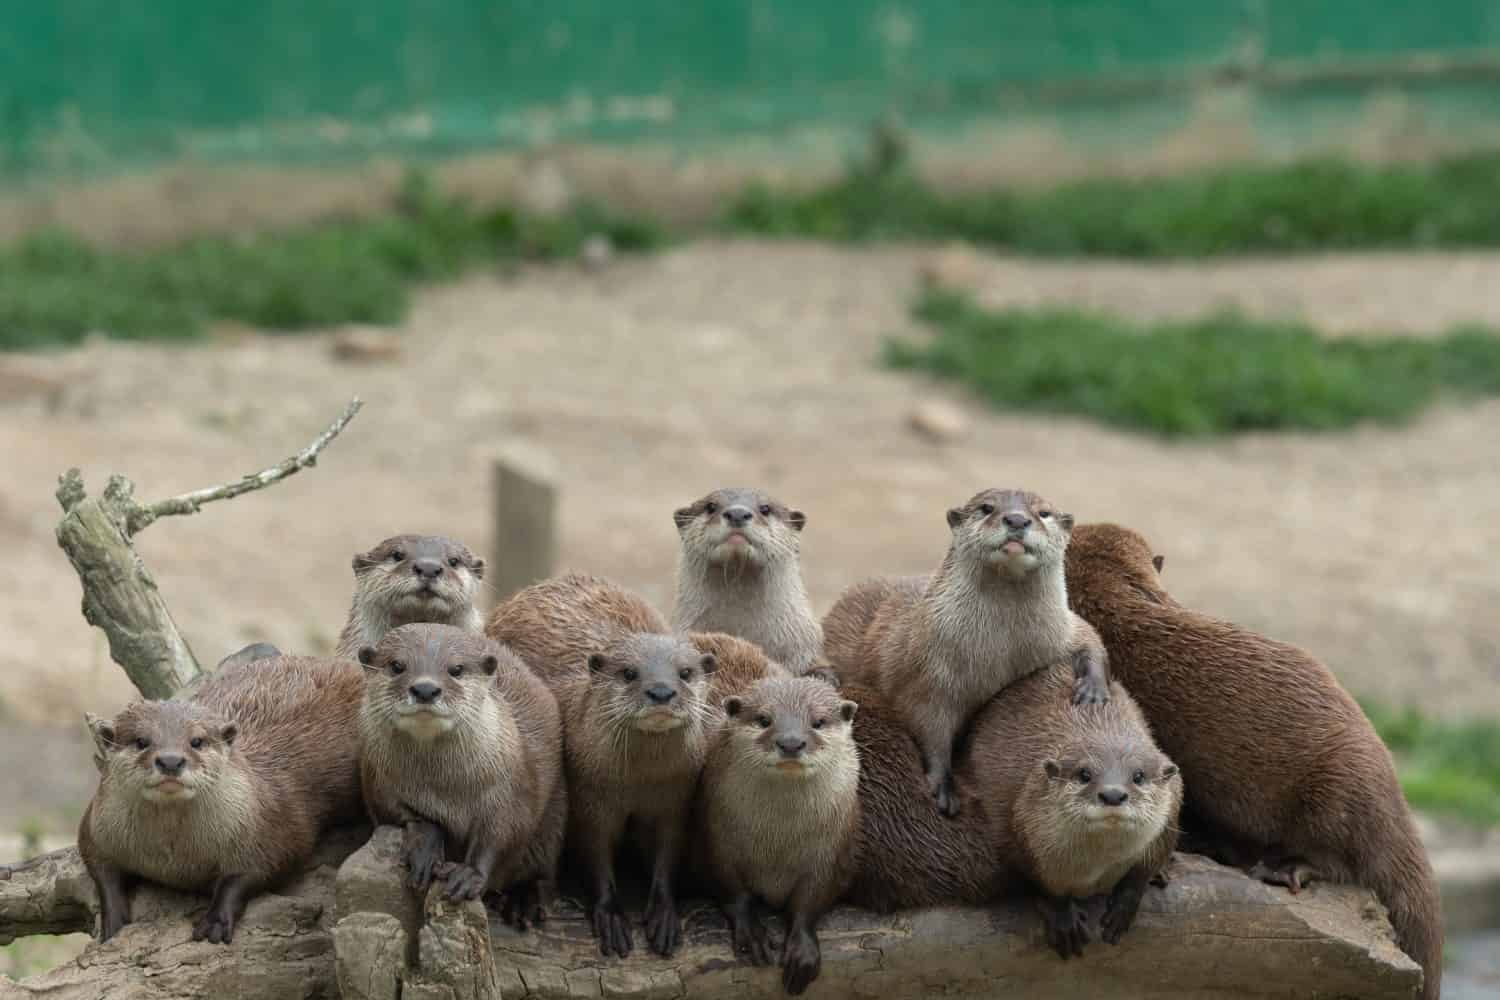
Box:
(1250, 858, 1319, 894)
(191, 907, 235, 945)
(1071, 677, 1110, 706)
(1041, 896, 1090, 960)
(782, 927, 822, 995)
(592, 898, 632, 958)
(643, 891, 680, 956)
(441, 864, 486, 901)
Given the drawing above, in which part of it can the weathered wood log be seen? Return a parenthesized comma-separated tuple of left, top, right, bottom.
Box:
(489, 444, 558, 606)
(51, 399, 362, 700)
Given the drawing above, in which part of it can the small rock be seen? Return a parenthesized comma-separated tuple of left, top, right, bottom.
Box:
(908, 400, 969, 443)
(517, 158, 574, 218)
(918, 244, 982, 293)
(580, 233, 614, 270)
(331, 328, 403, 364)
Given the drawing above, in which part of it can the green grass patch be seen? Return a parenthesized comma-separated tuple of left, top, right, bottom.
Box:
(0, 172, 664, 351)
(726, 145, 1500, 257)
(1364, 700, 1500, 827)
(887, 289, 1500, 436)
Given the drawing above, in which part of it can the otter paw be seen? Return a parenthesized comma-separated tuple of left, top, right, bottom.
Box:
(98, 909, 131, 943)
(1101, 885, 1145, 945)
(592, 899, 633, 958)
(643, 893, 680, 957)
(191, 906, 236, 945)
(1040, 897, 1089, 960)
(1250, 858, 1319, 894)
(500, 882, 545, 932)
(730, 907, 775, 966)
(403, 842, 444, 894)
(1071, 675, 1110, 706)
(441, 864, 486, 901)
(782, 928, 822, 996)
(932, 773, 961, 818)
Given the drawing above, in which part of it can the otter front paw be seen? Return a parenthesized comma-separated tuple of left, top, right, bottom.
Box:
(782, 926, 822, 995)
(1249, 857, 1320, 894)
(98, 907, 131, 943)
(1040, 895, 1089, 959)
(191, 905, 236, 945)
(643, 888, 680, 956)
(441, 863, 487, 901)
(930, 769, 960, 817)
(500, 880, 547, 932)
(592, 896, 633, 958)
(402, 828, 445, 893)
(1101, 881, 1145, 944)
(1071, 674, 1110, 706)
(728, 897, 776, 966)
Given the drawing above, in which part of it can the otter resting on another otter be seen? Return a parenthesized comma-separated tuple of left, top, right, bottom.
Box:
(78, 655, 364, 944)
(824, 488, 1109, 816)
(672, 488, 824, 674)
(336, 534, 486, 659)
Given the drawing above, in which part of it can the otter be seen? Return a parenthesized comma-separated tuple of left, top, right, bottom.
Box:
(358, 624, 564, 929)
(487, 574, 717, 959)
(823, 489, 1109, 816)
(1066, 523, 1443, 997)
(78, 655, 364, 944)
(336, 534, 486, 659)
(698, 676, 861, 995)
(672, 488, 823, 674)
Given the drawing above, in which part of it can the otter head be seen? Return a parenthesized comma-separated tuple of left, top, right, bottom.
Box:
(351, 534, 485, 627)
(1065, 523, 1168, 602)
(946, 488, 1073, 579)
(723, 677, 857, 778)
(86, 702, 239, 805)
(587, 634, 716, 734)
(359, 623, 499, 742)
(1042, 743, 1179, 835)
(673, 488, 806, 571)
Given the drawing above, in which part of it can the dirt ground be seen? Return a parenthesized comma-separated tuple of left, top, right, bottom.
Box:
(4, 239, 1500, 836)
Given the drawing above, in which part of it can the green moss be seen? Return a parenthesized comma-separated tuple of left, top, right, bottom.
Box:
(1363, 700, 1500, 827)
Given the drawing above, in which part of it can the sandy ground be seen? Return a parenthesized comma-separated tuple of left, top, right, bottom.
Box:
(4, 239, 1500, 830)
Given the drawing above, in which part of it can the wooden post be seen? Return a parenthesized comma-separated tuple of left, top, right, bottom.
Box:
(490, 444, 558, 605)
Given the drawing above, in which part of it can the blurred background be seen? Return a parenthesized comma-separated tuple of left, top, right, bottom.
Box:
(3, 1, 1499, 988)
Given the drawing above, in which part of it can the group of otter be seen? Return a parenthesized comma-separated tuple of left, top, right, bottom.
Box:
(77, 487, 1443, 998)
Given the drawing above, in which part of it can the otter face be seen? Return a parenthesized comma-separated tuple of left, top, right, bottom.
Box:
(947, 488, 1073, 578)
(673, 488, 806, 570)
(351, 534, 485, 626)
(86, 703, 238, 804)
(723, 677, 857, 778)
(1043, 747, 1178, 832)
(588, 634, 716, 734)
(359, 623, 499, 741)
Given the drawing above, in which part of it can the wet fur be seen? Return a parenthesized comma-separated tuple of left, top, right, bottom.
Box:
(336, 534, 486, 659)
(673, 488, 823, 674)
(1066, 523, 1442, 997)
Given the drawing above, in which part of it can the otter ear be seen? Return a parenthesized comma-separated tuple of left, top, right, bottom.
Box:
(1160, 763, 1179, 781)
(85, 713, 116, 755)
(1057, 511, 1075, 531)
(724, 696, 743, 718)
(1044, 759, 1063, 780)
(838, 700, 858, 723)
(220, 723, 239, 747)
(588, 653, 608, 674)
(1152, 554, 1165, 573)
(480, 654, 499, 676)
(672, 505, 696, 531)
(787, 509, 807, 532)
(699, 653, 718, 675)
(357, 646, 379, 668)
(351, 550, 376, 574)
(470, 557, 486, 580)
(946, 507, 964, 530)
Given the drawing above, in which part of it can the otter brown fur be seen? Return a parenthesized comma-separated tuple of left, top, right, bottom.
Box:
(698, 676, 861, 995)
(825, 489, 1109, 816)
(79, 655, 364, 944)
(358, 624, 564, 928)
(335, 534, 486, 659)
(487, 574, 717, 959)
(1066, 523, 1442, 997)
(672, 488, 823, 674)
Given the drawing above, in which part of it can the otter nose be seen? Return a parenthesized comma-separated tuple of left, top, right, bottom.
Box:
(645, 684, 677, 705)
(409, 681, 442, 704)
(1001, 512, 1031, 531)
(1097, 787, 1129, 807)
(154, 753, 186, 775)
(412, 558, 444, 580)
(723, 506, 754, 527)
(775, 736, 807, 757)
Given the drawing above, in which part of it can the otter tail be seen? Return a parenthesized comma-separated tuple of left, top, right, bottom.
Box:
(1358, 811, 1443, 1000)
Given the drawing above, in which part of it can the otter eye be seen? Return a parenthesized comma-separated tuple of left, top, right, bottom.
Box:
(811, 718, 826, 730)
(134, 737, 150, 751)
(389, 661, 406, 676)
(978, 503, 995, 516)
(448, 557, 462, 569)
(190, 737, 204, 750)
(678, 668, 693, 681)
(1132, 770, 1146, 785)
(704, 502, 718, 515)
(1039, 510, 1053, 519)
(756, 715, 772, 729)
(758, 504, 771, 516)
(389, 550, 405, 563)
(622, 668, 638, 682)
(449, 664, 464, 678)
(1077, 768, 1093, 784)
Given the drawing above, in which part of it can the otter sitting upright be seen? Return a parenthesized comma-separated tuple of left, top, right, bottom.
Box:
(336, 534, 486, 658)
(823, 488, 1109, 815)
(672, 488, 823, 674)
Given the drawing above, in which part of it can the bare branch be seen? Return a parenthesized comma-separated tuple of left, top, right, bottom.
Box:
(126, 397, 363, 536)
